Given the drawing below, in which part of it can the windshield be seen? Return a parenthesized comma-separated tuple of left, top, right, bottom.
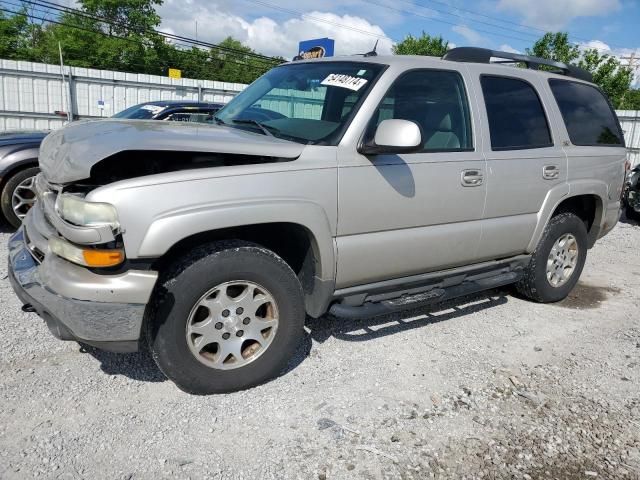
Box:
(112, 103, 168, 119)
(216, 61, 385, 145)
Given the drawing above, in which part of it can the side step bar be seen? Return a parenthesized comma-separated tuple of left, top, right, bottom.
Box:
(329, 270, 523, 320)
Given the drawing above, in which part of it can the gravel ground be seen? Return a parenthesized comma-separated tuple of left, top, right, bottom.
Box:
(1, 218, 639, 479)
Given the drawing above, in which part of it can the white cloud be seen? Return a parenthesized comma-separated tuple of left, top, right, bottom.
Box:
(451, 25, 489, 46)
(496, 0, 621, 30)
(577, 40, 640, 86)
(158, 1, 393, 59)
(498, 44, 521, 54)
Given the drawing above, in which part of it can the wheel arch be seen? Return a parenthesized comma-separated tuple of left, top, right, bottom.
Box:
(528, 183, 607, 252)
(149, 221, 335, 318)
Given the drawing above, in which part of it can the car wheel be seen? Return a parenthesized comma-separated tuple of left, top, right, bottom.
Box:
(516, 212, 588, 303)
(147, 240, 305, 394)
(1, 166, 40, 229)
(625, 205, 640, 222)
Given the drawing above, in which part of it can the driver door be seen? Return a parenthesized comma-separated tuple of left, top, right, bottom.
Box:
(336, 68, 487, 288)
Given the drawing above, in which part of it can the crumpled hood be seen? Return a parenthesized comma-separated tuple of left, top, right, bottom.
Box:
(38, 119, 304, 184)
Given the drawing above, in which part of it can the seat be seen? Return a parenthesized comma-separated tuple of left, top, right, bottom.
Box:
(422, 104, 460, 150)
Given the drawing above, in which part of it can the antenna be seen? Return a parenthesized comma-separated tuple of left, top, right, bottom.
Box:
(364, 40, 379, 57)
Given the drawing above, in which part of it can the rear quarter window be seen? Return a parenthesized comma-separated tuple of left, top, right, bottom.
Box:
(480, 75, 552, 151)
(548, 79, 623, 146)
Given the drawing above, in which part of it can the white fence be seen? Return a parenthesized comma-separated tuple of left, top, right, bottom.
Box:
(0, 59, 246, 131)
(617, 110, 640, 167)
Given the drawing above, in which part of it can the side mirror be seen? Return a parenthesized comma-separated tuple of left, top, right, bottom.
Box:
(359, 119, 422, 155)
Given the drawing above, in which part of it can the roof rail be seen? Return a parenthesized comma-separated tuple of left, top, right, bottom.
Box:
(442, 47, 593, 83)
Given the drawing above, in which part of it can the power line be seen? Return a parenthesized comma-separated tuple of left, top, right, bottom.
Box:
(242, 0, 538, 48)
(0, 4, 277, 75)
(363, 0, 540, 44)
(242, 0, 395, 41)
(409, 0, 628, 49)
(17, 0, 283, 65)
(389, 0, 541, 41)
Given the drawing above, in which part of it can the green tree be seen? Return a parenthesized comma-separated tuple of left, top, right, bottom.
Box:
(0, 8, 43, 61)
(393, 32, 449, 57)
(526, 32, 580, 64)
(527, 32, 633, 108)
(620, 89, 640, 110)
(0, 2, 280, 84)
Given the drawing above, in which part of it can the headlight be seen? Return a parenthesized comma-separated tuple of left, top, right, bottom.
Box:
(49, 236, 125, 268)
(56, 194, 118, 227)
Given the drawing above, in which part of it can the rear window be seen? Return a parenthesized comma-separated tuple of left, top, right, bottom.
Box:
(549, 80, 623, 146)
(481, 76, 552, 151)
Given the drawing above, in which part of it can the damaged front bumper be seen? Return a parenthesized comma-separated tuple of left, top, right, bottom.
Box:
(8, 225, 158, 352)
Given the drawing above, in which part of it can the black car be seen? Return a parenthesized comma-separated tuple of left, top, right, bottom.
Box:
(624, 163, 640, 221)
(0, 100, 224, 228)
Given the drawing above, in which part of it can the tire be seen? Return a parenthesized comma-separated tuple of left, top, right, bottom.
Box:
(516, 212, 588, 303)
(1, 166, 40, 229)
(147, 240, 305, 394)
(625, 205, 640, 222)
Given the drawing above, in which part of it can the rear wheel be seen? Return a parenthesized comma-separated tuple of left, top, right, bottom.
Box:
(516, 212, 588, 303)
(147, 241, 305, 394)
(1, 166, 39, 228)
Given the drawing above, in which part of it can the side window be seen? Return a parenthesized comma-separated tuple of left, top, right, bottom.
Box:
(481, 76, 552, 150)
(549, 79, 623, 146)
(368, 70, 473, 152)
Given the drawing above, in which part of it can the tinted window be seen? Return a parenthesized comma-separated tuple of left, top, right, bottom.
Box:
(481, 76, 552, 150)
(549, 80, 623, 146)
(368, 70, 472, 151)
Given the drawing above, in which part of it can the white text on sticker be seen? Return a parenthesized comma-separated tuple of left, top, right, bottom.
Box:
(321, 74, 368, 91)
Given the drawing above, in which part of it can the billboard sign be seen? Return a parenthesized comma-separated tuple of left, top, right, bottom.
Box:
(296, 38, 335, 60)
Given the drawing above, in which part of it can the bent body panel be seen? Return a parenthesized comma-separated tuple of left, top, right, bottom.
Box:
(88, 146, 338, 283)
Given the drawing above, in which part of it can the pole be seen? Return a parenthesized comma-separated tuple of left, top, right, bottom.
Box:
(58, 42, 73, 123)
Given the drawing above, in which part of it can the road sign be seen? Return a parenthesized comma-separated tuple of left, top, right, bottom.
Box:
(168, 68, 182, 79)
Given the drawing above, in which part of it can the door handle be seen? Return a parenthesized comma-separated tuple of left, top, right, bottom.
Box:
(461, 169, 483, 187)
(543, 165, 560, 180)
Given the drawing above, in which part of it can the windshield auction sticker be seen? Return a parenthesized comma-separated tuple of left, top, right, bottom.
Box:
(321, 74, 368, 91)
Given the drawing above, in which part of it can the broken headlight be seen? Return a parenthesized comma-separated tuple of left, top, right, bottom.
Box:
(56, 193, 119, 227)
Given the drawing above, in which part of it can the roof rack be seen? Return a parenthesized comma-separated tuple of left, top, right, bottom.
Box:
(442, 47, 593, 83)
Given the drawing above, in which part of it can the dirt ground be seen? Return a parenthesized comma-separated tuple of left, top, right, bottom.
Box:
(0, 217, 639, 479)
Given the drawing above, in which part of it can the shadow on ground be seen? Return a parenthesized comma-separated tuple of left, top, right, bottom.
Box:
(307, 289, 510, 343)
(80, 290, 511, 384)
(620, 210, 639, 226)
(79, 344, 168, 382)
(0, 221, 15, 234)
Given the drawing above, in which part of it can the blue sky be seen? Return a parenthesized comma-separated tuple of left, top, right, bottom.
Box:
(158, 0, 639, 68)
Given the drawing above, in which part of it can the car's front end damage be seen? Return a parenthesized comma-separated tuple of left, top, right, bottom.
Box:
(7, 117, 306, 352)
(8, 172, 158, 352)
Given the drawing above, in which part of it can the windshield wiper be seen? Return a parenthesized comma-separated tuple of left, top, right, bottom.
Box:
(231, 118, 278, 137)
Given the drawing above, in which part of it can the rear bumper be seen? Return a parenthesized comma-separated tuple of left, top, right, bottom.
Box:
(8, 227, 157, 352)
(597, 201, 621, 240)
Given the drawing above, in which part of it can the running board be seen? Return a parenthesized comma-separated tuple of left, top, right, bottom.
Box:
(329, 270, 522, 320)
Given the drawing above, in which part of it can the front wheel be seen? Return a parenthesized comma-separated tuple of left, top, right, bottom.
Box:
(1, 166, 40, 229)
(516, 212, 588, 303)
(147, 241, 305, 394)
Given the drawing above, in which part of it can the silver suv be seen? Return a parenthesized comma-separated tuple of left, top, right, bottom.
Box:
(8, 48, 627, 394)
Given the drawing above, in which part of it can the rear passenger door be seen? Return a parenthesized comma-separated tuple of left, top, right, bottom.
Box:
(336, 68, 487, 288)
(475, 73, 567, 260)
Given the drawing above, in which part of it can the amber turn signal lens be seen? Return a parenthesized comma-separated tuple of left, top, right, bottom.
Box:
(82, 249, 125, 267)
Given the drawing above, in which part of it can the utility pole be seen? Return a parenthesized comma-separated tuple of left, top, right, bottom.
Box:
(619, 51, 639, 109)
(58, 42, 73, 123)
